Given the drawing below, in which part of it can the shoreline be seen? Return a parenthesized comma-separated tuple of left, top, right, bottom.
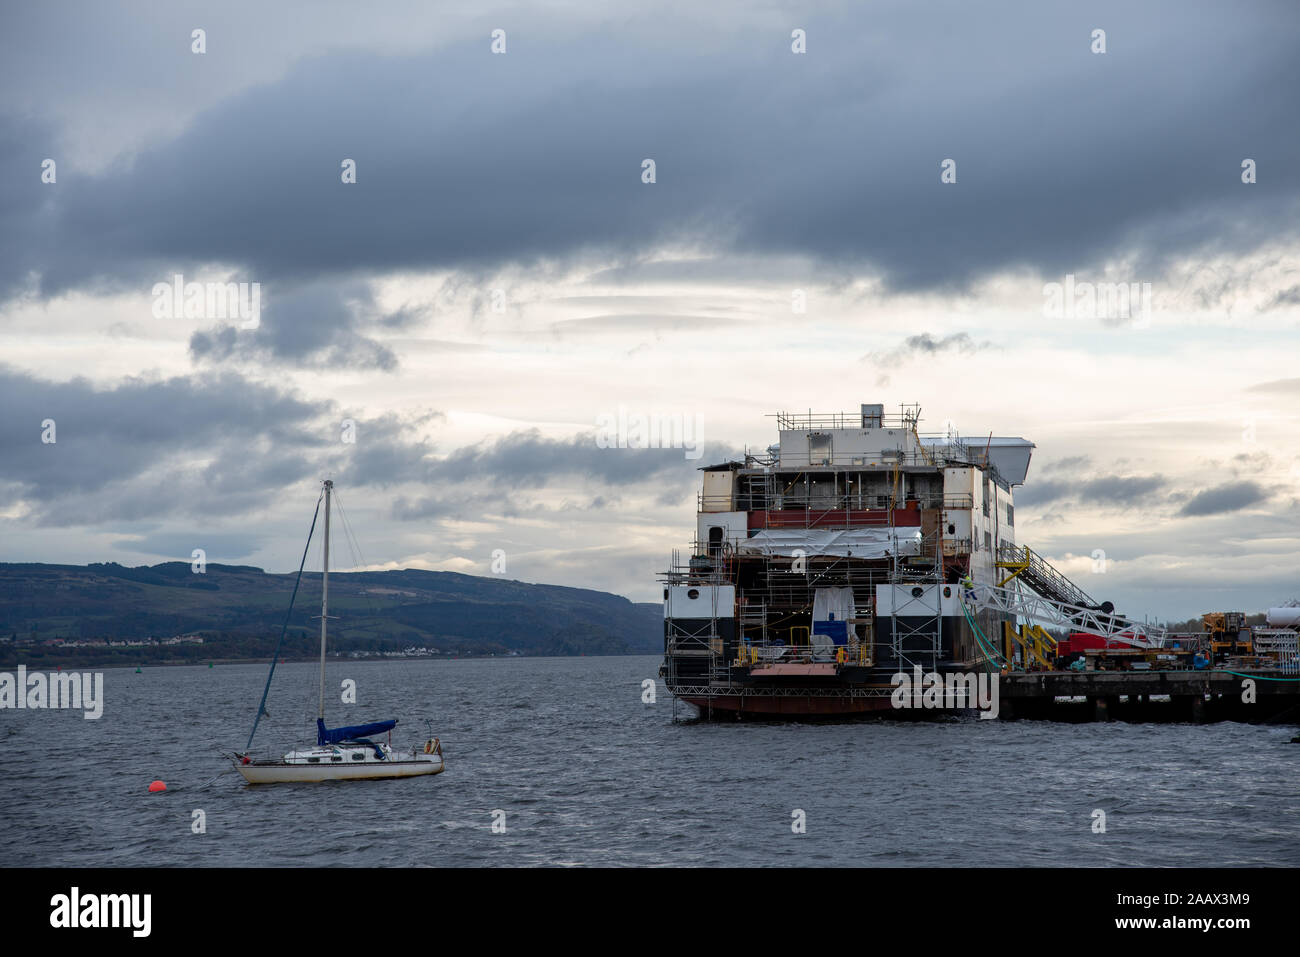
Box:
(0, 651, 638, 670)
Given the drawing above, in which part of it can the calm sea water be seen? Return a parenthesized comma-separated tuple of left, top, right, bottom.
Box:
(2, 655, 1297, 867)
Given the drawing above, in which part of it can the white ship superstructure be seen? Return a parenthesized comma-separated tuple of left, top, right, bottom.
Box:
(660, 403, 1053, 716)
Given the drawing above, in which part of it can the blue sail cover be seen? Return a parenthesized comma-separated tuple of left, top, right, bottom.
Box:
(317, 718, 397, 745)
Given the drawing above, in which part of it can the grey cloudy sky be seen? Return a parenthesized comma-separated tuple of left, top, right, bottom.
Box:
(1, 0, 1298, 618)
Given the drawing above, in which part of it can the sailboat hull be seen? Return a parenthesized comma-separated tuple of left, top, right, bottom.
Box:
(236, 756, 444, 784)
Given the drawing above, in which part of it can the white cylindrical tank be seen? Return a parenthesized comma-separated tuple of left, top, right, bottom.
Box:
(1266, 606, 1300, 628)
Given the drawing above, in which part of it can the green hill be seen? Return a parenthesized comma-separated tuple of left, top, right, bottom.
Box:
(0, 562, 663, 666)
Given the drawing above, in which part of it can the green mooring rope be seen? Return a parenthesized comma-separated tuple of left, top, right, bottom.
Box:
(961, 596, 1006, 671)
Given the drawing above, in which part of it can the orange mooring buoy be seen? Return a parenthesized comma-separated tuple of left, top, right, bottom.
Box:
(148, 780, 167, 793)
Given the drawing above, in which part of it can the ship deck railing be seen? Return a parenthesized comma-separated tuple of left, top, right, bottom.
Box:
(736, 450, 986, 471)
(702, 491, 975, 513)
(773, 410, 921, 431)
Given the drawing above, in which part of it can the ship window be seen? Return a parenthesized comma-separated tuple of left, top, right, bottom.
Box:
(351, 753, 365, 761)
(911, 587, 924, 598)
(1006, 504, 1014, 526)
(687, 588, 700, 599)
(331, 756, 342, 762)
(307, 758, 320, 764)
(947, 524, 955, 535)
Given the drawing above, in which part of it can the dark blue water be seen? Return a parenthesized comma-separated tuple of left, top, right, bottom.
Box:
(2, 656, 1297, 866)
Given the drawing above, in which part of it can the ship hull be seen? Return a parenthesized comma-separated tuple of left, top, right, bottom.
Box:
(236, 758, 444, 784)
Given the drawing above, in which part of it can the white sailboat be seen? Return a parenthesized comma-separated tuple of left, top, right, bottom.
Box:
(234, 480, 444, 784)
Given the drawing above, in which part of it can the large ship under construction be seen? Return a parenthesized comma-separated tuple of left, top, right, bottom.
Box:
(659, 403, 1298, 719)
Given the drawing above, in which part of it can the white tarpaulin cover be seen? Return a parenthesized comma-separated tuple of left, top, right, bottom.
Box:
(813, 587, 855, 623)
(737, 527, 922, 559)
(811, 587, 856, 656)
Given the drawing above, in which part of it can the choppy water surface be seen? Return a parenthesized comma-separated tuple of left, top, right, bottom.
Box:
(2, 656, 1297, 866)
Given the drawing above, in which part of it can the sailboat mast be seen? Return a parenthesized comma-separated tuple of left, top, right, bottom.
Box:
(318, 479, 332, 721)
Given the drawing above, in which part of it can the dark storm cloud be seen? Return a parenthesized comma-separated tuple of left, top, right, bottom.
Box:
(0, 364, 732, 527)
(188, 280, 398, 369)
(425, 429, 742, 489)
(2, 1, 1298, 314)
(0, 366, 436, 524)
(1227, 451, 1274, 476)
(342, 411, 444, 487)
(391, 489, 515, 521)
(1178, 481, 1269, 517)
(901, 333, 980, 356)
(864, 331, 986, 364)
(1013, 479, 1074, 507)
(1078, 475, 1168, 505)
(391, 488, 619, 522)
(1015, 474, 1167, 508)
(0, 366, 320, 498)
(1039, 455, 1092, 474)
(1260, 285, 1300, 310)
(376, 303, 432, 329)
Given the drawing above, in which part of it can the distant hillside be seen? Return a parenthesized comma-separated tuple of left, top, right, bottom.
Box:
(0, 562, 663, 666)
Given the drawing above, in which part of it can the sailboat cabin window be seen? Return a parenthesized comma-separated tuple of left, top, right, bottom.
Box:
(307, 757, 320, 764)
(351, 753, 365, 761)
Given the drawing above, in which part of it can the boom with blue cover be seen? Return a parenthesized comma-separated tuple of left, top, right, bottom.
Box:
(317, 718, 397, 745)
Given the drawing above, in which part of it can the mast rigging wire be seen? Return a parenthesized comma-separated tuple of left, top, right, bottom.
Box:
(243, 490, 323, 753)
